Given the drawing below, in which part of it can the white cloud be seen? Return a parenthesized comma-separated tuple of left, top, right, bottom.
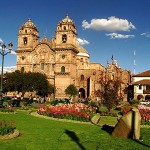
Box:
(106, 33, 135, 39)
(82, 16, 135, 32)
(10, 50, 16, 55)
(141, 32, 150, 37)
(0, 66, 16, 73)
(0, 38, 3, 43)
(77, 38, 90, 45)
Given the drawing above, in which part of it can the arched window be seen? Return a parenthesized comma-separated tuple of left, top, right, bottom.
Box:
(21, 67, 24, 73)
(81, 75, 84, 81)
(62, 34, 67, 43)
(61, 66, 65, 73)
(41, 63, 44, 70)
(23, 37, 27, 45)
(64, 26, 66, 30)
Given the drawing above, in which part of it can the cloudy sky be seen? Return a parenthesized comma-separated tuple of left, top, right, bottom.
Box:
(0, 0, 150, 74)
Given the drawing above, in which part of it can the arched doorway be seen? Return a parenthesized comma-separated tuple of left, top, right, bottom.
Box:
(79, 88, 85, 99)
(145, 95, 150, 101)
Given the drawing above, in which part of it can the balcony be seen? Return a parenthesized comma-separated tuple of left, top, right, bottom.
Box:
(143, 90, 150, 94)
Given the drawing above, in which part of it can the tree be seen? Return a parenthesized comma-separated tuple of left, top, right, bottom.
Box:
(3, 70, 24, 93)
(3, 71, 53, 97)
(65, 84, 78, 99)
(95, 80, 122, 112)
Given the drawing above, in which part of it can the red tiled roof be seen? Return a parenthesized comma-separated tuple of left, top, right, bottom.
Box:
(132, 79, 150, 85)
(132, 70, 150, 77)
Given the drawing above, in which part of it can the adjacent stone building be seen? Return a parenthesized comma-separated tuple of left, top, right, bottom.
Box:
(16, 15, 131, 100)
(105, 59, 131, 101)
(132, 70, 150, 100)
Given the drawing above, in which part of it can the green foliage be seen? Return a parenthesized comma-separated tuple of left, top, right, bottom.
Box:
(130, 99, 140, 105)
(50, 99, 70, 106)
(65, 84, 78, 96)
(3, 71, 53, 97)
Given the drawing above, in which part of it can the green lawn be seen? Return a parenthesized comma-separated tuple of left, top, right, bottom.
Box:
(0, 111, 150, 150)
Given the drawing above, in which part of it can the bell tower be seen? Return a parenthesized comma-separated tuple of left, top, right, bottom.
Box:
(16, 18, 39, 72)
(17, 18, 39, 51)
(54, 15, 79, 98)
(55, 15, 77, 46)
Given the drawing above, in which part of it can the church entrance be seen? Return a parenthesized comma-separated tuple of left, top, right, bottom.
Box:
(79, 88, 85, 99)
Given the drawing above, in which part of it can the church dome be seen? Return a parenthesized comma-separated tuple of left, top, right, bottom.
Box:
(20, 18, 38, 31)
(77, 45, 89, 57)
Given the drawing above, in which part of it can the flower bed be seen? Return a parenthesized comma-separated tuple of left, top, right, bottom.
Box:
(138, 105, 150, 125)
(0, 106, 14, 113)
(37, 103, 97, 122)
(120, 104, 150, 125)
(0, 120, 16, 136)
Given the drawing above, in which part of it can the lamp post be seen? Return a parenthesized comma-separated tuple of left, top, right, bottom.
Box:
(0, 42, 13, 101)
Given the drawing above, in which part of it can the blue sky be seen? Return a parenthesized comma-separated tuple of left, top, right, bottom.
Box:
(0, 0, 150, 74)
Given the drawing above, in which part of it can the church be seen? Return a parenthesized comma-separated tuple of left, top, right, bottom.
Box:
(16, 15, 131, 100)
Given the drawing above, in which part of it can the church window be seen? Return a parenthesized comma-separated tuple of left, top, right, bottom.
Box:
(62, 34, 67, 43)
(64, 26, 66, 30)
(23, 37, 27, 45)
(25, 30, 27, 33)
(21, 67, 24, 73)
(81, 75, 84, 81)
(52, 64, 55, 71)
(61, 66, 65, 72)
(22, 56, 25, 60)
(80, 58, 83, 62)
(41, 63, 44, 70)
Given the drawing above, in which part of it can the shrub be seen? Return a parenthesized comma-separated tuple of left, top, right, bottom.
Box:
(0, 120, 16, 135)
(129, 99, 140, 105)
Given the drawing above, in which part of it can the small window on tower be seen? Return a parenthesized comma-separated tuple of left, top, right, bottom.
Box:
(80, 58, 83, 62)
(22, 56, 25, 60)
(62, 34, 67, 43)
(61, 66, 65, 72)
(25, 30, 27, 33)
(21, 67, 24, 73)
(41, 63, 44, 70)
(64, 26, 66, 30)
(23, 37, 27, 45)
(81, 75, 84, 81)
(62, 54, 65, 59)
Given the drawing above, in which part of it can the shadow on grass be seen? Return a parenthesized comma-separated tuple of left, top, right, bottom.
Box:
(133, 139, 150, 149)
(101, 125, 150, 148)
(101, 124, 114, 134)
(65, 129, 86, 150)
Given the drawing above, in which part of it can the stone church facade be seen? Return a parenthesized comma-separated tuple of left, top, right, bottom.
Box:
(16, 15, 131, 100)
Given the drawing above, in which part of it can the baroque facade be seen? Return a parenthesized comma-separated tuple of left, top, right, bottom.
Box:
(16, 15, 131, 100)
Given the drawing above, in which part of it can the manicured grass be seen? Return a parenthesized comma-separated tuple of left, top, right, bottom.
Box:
(0, 111, 150, 150)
